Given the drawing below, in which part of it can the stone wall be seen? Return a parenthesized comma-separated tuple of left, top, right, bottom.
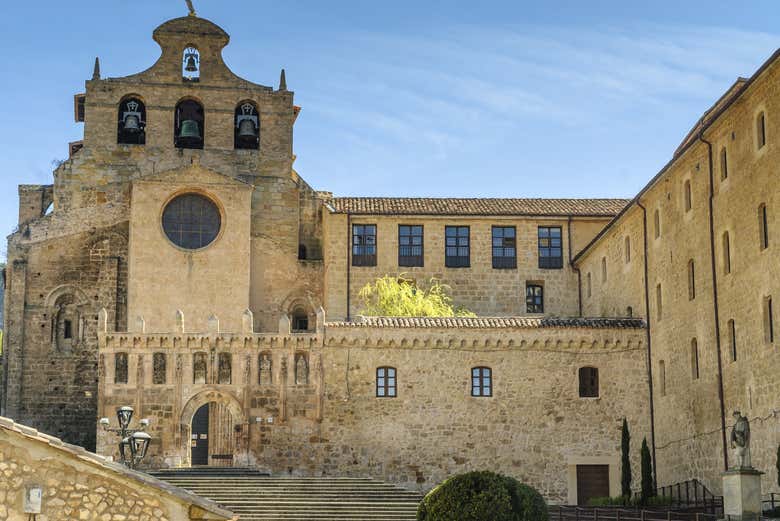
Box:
(0, 417, 233, 520)
(574, 52, 780, 495)
(97, 318, 650, 502)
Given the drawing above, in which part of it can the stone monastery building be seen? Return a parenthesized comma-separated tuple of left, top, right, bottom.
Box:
(1, 10, 779, 506)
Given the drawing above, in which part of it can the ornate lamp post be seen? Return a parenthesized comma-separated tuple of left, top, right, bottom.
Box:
(99, 406, 152, 469)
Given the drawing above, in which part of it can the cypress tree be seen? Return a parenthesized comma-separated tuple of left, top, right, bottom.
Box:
(640, 437, 654, 504)
(621, 418, 631, 498)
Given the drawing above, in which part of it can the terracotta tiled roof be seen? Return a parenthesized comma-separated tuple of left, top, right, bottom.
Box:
(326, 316, 646, 329)
(327, 198, 630, 217)
(0, 416, 236, 520)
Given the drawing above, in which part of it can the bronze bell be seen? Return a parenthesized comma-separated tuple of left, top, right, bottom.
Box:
(185, 55, 198, 73)
(179, 119, 201, 139)
(238, 119, 256, 137)
(123, 115, 140, 132)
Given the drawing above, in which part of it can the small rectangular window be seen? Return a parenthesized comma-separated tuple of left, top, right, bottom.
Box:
(63, 320, 73, 340)
(757, 112, 766, 149)
(352, 224, 377, 266)
(656, 283, 663, 321)
(765, 296, 774, 344)
(492, 226, 517, 269)
(723, 232, 731, 275)
(688, 260, 696, 300)
(74, 94, 86, 122)
(398, 225, 424, 267)
(526, 283, 544, 314)
(720, 147, 728, 180)
(471, 367, 492, 397)
(691, 339, 699, 380)
(684, 180, 692, 212)
(654, 209, 661, 239)
(759, 204, 769, 250)
(538, 226, 563, 269)
(445, 226, 470, 268)
(728, 320, 737, 362)
(376, 367, 397, 398)
(658, 360, 666, 397)
(578, 367, 599, 398)
(586, 272, 592, 298)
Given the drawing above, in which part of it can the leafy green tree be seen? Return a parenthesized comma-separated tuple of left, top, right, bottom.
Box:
(640, 437, 654, 503)
(359, 275, 475, 317)
(621, 418, 632, 497)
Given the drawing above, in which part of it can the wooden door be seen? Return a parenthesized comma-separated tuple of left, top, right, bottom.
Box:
(191, 404, 209, 466)
(576, 465, 610, 505)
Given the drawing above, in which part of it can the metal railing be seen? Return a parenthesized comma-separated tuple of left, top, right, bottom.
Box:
(551, 506, 719, 520)
(652, 479, 723, 515)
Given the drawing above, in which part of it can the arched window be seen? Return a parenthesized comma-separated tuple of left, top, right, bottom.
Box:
(757, 112, 766, 149)
(295, 353, 309, 385)
(578, 367, 599, 397)
(117, 96, 146, 145)
(684, 179, 692, 212)
(471, 367, 492, 397)
(218, 353, 232, 384)
(376, 367, 397, 398)
(115, 352, 128, 384)
(625, 236, 631, 263)
(687, 259, 696, 300)
(291, 307, 310, 332)
(722, 231, 731, 274)
(720, 147, 728, 180)
(193, 352, 208, 384)
(182, 46, 200, 81)
(153, 353, 166, 384)
(691, 339, 699, 379)
(235, 101, 259, 149)
(258, 352, 272, 385)
(174, 99, 204, 149)
(759, 203, 769, 250)
(51, 293, 81, 352)
(654, 209, 661, 239)
(626, 306, 633, 317)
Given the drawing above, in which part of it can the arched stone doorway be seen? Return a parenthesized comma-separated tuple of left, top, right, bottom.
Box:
(181, 389, 247, 467)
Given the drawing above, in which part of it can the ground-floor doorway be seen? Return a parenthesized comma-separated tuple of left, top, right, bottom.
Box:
(190, 401, 236, 466)
(576, 464, 610, 505)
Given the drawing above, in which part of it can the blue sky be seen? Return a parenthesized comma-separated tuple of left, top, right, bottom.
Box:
(1, 1, 778, 260)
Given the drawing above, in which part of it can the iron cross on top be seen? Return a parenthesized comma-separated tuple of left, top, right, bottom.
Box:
(186, 0, 196, 16)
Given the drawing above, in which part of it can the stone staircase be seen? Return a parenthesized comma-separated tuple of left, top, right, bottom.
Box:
(150, 468, 423, 520)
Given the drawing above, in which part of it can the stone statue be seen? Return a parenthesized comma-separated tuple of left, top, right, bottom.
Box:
(185, 0, 196, 16)
(730, 410, 751, 469)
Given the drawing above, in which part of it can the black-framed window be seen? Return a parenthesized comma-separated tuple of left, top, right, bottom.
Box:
(398, 225, 424, 267)
(492, 226, 517, 269)
(538, 226, 563, 269)
(471, 367, 492, 397)
(445, 226, 470, 268)
(757, 112, 766, 149)
(578, 367, 599, 397)
(376, 367, 397, 398)
(526, 284, 544, 313)
(352, 224, 377, 266)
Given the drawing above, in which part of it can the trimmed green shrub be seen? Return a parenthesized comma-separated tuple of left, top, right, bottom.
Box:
(417, 471, 548, 521)
(588, 495, 672, 508)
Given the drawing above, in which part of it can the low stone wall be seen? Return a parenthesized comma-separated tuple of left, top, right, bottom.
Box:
(0, 417, 234, 521)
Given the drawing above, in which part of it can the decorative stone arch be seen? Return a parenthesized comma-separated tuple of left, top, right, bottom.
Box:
(281, 291, 317, 332)
(179, 388, 247, 467)
(45, 285, 90, 352)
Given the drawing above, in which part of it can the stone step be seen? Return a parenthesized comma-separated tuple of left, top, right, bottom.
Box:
(151, 469, 421, 520)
